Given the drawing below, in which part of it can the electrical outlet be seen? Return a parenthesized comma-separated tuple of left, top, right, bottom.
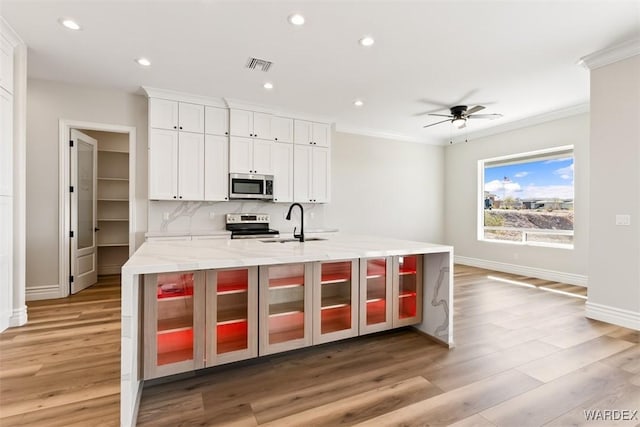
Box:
(615, 214, 631, 226)
(162, 212, 170, 221)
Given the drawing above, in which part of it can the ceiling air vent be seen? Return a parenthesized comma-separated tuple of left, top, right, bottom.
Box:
(246, 57, 273, 72)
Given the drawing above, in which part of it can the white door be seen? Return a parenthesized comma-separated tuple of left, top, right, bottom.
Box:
(252, 112, 272, 140)
(205, 106, 229, 136)
(178, 102, 205, 133)
(271, 117, 294, 143)
(252, 139, 273, 175)
(149, 98, 178, 130)
(70, 129, 98, 294)
(178, 132, 205, 201)
(312, 147, 331, 203)
(229, 137, 253, 173)
(149, 129, 179, 200)
(272, 142, 293, 203)
(293, 144, 312, 203)
(294, 120, 312, 145)
(229, 110, 253, 137)
(204, 134, 229, 201)
(312, 123, 331, 147)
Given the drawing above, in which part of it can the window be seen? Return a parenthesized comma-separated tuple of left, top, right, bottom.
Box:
(479, 146, 574, 248)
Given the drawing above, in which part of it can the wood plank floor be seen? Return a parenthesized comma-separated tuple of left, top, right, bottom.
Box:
(1, 266, 638, 426)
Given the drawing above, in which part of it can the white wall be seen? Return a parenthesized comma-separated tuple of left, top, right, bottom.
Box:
(586, 54, 640, 329)
(147, 131, 445, 243)
(444, 113, 590, 282)
(25, 79, 147, 298)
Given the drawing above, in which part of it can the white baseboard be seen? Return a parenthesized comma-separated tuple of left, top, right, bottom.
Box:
(9, 305, 27, 327)
(98, 264, 123, 275)
(586, 302, 640, 331)
(26, 284, 63, 301)
(455, 256, 588, 287)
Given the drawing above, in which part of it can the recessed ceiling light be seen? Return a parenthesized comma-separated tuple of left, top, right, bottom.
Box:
(288, 13, 305, 26)
(263, 82, 274, 90)
(353, 99, 364, 107)
(359, 36, 375, 47)
(135, 57, 151, 67)
(59, 18, 81, 31)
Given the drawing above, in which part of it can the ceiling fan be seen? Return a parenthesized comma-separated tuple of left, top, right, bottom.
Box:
(423, 105, 502, 129)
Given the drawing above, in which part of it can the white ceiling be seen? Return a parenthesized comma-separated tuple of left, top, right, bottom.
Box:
(2, 1, 639, 144)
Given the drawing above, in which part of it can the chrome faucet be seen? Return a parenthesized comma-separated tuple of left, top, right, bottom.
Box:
(285, 203, 305, 242)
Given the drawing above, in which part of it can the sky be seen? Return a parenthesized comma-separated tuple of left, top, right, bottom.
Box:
(484, 157, 574, 200)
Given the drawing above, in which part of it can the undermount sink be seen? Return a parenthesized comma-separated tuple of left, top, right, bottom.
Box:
(261, 237, 327, 243)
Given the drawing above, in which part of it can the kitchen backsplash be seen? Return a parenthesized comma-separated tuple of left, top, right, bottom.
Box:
(148, 200, 328, 234)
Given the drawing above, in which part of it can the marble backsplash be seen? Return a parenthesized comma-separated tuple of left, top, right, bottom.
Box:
(148, 200, 329, 234)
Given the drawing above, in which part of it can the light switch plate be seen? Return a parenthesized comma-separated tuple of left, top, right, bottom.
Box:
(615, 214, 631, 226)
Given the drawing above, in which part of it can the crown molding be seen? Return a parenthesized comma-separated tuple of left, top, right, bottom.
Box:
(447, 103, 590, 144)
(578, 39, 640, 70)
(224, 98, 335, 123)
(141, 86, 226, 108)
(334, 124, 440, 145)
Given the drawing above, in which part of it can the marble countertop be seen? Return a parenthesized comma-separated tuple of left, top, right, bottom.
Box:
(123, 233, 453, 275)
(145, 230, 232, 238)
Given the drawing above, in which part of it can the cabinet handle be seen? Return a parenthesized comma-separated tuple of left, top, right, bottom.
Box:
(255, 134, 258, 137)
(173, 196, 177, 199)
(224, 197, 228, 200)
(225, 132, 228, 135)
(275, 137, 278, 141)
(173, 126, 177, 129)
(179, 126, 183, 130)
(179, 196, 183, 199)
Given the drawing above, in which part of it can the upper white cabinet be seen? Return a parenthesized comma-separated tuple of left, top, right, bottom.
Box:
(149, 99, 204, 133)
(148, 129, 205, 201)
(293, 145, 330, 203)
(204, 135, 229, 201)
(271, 117, 294, 143)
(294, 120, 331, 147)
(205, 106, 229, 136)
(229, 137, 273, 175)
(271, 142, 293, 203)
(0, 35, 14, 94)
(230, 110, 272, 139)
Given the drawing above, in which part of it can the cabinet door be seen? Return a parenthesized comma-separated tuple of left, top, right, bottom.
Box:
(149, 98, 179, 130)
(0, 35, 13, 94)
(293, 144, 312, 203)
(206, 268, 258, 366)
(252, 139, 273, 175)
(205, 106, 229, 136)
(229, 110, 253, 137)
(271, 117, 293, 143)
(252, 112, 272, 140)
(313, 260, 358, 344)
(259, 263, 312, 355)
(312, 123, 331, 147)
(178, 102, 205, 133)
(0, 91, 12, 196)
(359, 257, 393, 334)
(393, 255, 423, 327)
(311, 147, 331, 203)
(204, 135, 229, 201)
(148, 129, 178, 200)
(271, 142, 293, 203)
(143, 271, 205, 379)
(229, 136, 253, 174)
(178, 132, 205, 201)
(293, 120, 312, 145)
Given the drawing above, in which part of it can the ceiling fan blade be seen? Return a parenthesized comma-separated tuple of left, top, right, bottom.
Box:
(465, 105, 486, 115)
(451, 89, 479, 107)
(423, 119, 452, 128)
(468, 113, 503, 119)
(427, 113, 453, 118)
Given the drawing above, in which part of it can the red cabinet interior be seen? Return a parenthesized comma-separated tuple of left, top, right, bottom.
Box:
(156, 273, 195, 365)
(398, 256, 418, 318)
(365, 259, 387, 326)
(216, 269, 249, 354)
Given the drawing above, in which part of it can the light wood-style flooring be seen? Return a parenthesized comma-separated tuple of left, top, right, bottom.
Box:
(1, 267, 638, 426)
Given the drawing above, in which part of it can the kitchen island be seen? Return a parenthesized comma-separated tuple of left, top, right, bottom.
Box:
(120, 234, 453, 426)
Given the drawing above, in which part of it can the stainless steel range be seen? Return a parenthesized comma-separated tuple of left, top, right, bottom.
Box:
(225, 213, 280, 239)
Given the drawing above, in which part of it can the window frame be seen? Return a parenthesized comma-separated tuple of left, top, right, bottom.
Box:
(477, 145, 575, 250)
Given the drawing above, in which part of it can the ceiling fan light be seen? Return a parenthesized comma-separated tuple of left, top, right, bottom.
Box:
(452, 118, 466, 128)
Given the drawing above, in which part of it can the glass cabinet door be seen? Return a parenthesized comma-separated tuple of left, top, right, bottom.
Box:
(393, 255, 423, 327)
(144, 271, 204, 379)
(359, 257, 392, 334)
(259, 263, 312, 355)
(206, 268, 257, 366)
(314, 260, 358, 343)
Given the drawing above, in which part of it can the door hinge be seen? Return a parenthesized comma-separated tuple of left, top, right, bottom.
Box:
(69, 275, 74, 283)
(70, 230, 74, 238)
(69, 140, 74, 147)
(70, 186, 74, 193)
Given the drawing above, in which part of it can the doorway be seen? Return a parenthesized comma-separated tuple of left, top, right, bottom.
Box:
(59, 120, 136, 298)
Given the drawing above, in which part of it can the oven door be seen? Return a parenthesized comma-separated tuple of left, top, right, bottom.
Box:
(229, 173, 273, 200)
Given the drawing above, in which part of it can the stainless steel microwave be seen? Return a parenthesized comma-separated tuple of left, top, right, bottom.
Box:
(229, 173, 274, 200)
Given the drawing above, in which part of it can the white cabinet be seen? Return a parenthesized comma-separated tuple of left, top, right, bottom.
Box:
(294, 120, 331, 147)
(204, 135, 229, 201)
(205, 106, 229, 136)
(271, 142, 293, 203)
(294, 145, 330, 203)
(271, 117, 294, 143)
(229, 137, 273, 175)
(148, 129, 204, 201)
(0, 35, 13, 94)
(230, 110, 272, 139)
(149, 99, 204, 133)
(0, 91, 12, 196)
